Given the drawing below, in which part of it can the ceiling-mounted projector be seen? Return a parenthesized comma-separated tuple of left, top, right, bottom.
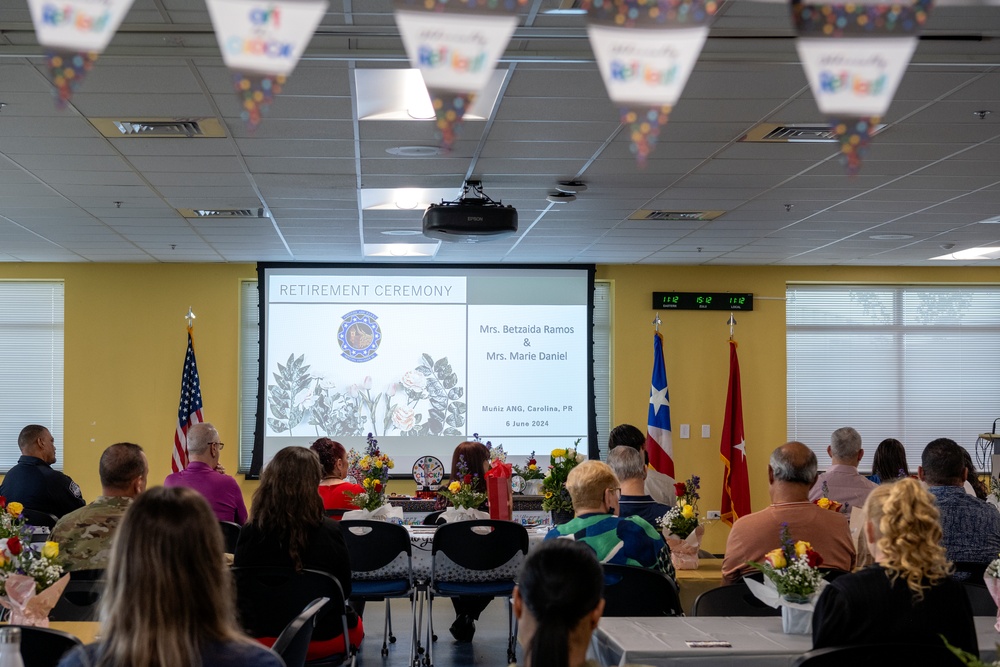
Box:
(422, 180, 517, 243)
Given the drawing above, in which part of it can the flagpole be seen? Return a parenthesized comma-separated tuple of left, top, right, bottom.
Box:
(652, 313, 661, 333)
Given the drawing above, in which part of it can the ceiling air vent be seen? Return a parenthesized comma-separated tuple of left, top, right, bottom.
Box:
(629, 210, 724, 221)
(89, 117, 227, 138)
(177, 208, 266, 219)
(742, 123, 885, 143)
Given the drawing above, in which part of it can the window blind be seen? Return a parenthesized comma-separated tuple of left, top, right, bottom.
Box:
(594, 280, 611, 461)
(0, 281, 64, 471)
(786, 284, 1000, 473)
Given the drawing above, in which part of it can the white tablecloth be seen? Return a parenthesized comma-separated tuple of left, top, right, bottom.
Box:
(592, 616, 1000, 667)
(406, 524, 549, 579)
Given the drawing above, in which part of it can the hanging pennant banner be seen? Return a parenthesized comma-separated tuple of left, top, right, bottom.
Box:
(206, 0, 328, 131)
(28, 0, 136, 107)
(584, 0, 718, 166)
(394, 1, 524, 150)
(792, 0, 933, 174)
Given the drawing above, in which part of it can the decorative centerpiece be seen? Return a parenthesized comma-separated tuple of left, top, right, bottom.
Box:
(512, 450, 545, 495)
(813, 481, 843, 513)
(343, 434, 403, 522)
(746, 524, 826, 634)
(541, 442, 583, 525)
(658, 475, 704, 570)
(437, 453, 489, 522)
(0, 497, 68, 626)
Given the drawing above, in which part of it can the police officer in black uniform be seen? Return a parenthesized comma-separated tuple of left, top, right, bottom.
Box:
(0, 424, 85, 521)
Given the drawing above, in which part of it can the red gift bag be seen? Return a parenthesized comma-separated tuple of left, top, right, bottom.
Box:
(486, 460, 514, 521)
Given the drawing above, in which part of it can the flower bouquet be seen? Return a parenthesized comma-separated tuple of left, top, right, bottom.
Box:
(512, 451, 545, 495)
(984, 555, 1000, 632)
(813, 481, 843, 513)
(343, 434, 403, 522)
(745, 524, 827, 634)
(437, 453, 489, 522)
(541, 442, 583, 524)
(0, 498, 68, 626)
(658, 476, 704, 570)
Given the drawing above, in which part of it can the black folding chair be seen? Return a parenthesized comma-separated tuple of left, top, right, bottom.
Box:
(952, 561, 989, 583)
(49, 570, 106, 621)
(325, 508, 348, 520)
(13, 625, 83, 667)
(21, 509, 58, 529)
(792, 642, 966, 666)
(272, 598, 329, 667)
(339, 520, 414, 659)
(601, 563, 683, 616)
(428, 520, 529, 666)
(692, 581, 781, 617)
(233, 566, 356, 667)
(219, 521, 241, 553)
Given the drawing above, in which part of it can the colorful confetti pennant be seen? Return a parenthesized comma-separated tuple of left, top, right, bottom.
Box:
(621, 105, 672, 168)
(394, 1, 523, 150)
(830, 115, 879, 176)
(206, 0, 327, 131)
(28, 0, 136, 106)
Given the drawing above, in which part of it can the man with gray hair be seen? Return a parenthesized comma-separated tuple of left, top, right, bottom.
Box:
(722, 441, 855, 583)
(808, 426, 877, 511)
(163, 422, 247, 525)
(608, 446, 673, 526)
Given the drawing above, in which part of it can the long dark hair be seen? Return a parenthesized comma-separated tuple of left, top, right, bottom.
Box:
(449, 441, 490, 493)
(518, 539, 603, 667)
(249, 446, 325, 570)
(871, 438, 909, 482)
(960, 447, 988, 500)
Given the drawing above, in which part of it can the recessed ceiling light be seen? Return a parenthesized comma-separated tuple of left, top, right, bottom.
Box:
(975, 215, 1000, 224)
(547, 192, 576, 203)
(869, 234, 914, 240)
(556, 180, 587, 194)
(381, 230, 423, 236)
(930, 246, 1000, 260)
(385, 146, 444, 157)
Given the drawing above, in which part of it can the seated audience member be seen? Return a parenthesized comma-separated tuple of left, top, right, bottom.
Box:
(0, 424, 84, 520)
(723, 442, 855, 583)
(50, 442, 148, 571)
(608, 423, 675, 506)
(433, 439, 492, 643)
(607, 446, 672, 526)
(812, 478, 978, 655)
(959, 448, 988, 500)
(867, 438, 909, 484)
(164, 422, 247, 525)
(545, 460, 675, 579)
(234, 446, 363, 659)
(919, 438, 1000, 576)
(808, 426, 877, 510)
(310, 437, 363, 513)
(513, 539, 605, 667)
(57, 486, 282, 667)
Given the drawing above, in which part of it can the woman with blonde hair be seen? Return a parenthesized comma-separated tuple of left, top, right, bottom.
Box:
(812, 477, 977, 653)
(57, 486, 282, 667)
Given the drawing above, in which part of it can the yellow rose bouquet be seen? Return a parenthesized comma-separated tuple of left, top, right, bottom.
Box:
(747, 524, 825, 600)
(436, 454, 488, 510)
(541, 441, 583, 516)
(346, 433, 395, 512)
(0, 496, 68, 626)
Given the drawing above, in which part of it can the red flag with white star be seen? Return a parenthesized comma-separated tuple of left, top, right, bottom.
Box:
(720, 339, 750, 525)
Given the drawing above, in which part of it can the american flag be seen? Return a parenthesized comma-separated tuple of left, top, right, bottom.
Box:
(173, 329, 204, 473)
(646, 332, 675, 478)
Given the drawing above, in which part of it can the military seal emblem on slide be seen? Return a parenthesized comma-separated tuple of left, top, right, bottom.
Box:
(338, 310, 381, 362)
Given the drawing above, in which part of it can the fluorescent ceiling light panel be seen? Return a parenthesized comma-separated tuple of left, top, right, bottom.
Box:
(975, 216, 1000, 224)
(360, 188, 461, 210)
(364, 242, 440, 258)
(354, 69, 508, 121)
(930, 247, 1000, 260)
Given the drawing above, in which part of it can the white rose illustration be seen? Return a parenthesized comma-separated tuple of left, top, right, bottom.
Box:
(402, 370, 426, 390)
(392, 406, 416, 432)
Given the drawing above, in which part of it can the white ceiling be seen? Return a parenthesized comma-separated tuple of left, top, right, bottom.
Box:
(1, 0, 1000, 265)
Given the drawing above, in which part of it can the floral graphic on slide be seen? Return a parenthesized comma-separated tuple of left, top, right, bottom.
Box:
(266, 352, 466, 437)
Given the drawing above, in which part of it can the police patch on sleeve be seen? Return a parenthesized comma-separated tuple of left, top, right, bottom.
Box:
(338, 310, 381, 363)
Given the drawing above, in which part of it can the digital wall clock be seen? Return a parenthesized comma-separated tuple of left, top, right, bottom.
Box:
(652, 292, 754, 311)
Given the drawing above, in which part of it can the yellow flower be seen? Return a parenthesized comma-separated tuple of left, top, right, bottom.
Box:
(551, 448, 567, 458)
(360, 458, 371, 471)
(388, 460, 395, 469)
(795, 540, 811, 557)
(528, 463, 537, 470)
(374, 459, 383, 468)
(681, 504, 695, 519)
(765, 548, 786, 569)
(0, 553, 6, 567)
(42, 541, 59, 559)
(545, 491, 553, 499)
(363, 478, 372, 489)
(816, 498, 831, 509)
(7, 502, 23, 518)
(448, 481, 462, 494)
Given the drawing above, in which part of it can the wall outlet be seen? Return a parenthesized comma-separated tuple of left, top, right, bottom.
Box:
(706, 510, 722, 520)
(679, 424, 690, 439)
(701, 424, 711, 438)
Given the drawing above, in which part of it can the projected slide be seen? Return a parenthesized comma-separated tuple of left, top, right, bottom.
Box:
(256, 265, 594, 472)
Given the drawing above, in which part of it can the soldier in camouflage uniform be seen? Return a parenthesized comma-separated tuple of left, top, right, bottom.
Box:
(50, 442, 148, 572)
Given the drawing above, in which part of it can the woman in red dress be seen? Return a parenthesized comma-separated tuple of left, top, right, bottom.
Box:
(311, 437, 364, 514)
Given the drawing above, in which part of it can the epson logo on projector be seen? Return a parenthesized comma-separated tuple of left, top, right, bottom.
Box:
(467, 216, 484, 222)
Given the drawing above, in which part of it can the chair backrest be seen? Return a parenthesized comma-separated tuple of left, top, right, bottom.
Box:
(692, 581, 781, 617)
(952, 561, 988, 583)
(431, 520, 529, 583)
(232, 566, 349, 653)
(14, 625, 83, 667)
(21, 508, 58, 529)
(422, 510, 445, 525)
(791, 642, 966, 666)
(601, 564, 683, 617)
(49, 575, 106, 621)
(818, 567, 849, 581)
(325, 508, 348, 520)
(218, 520, 241, 553)
(963, 581, 997, 616)
(340, 520, 412, 579)
(270, 597, 329, 667)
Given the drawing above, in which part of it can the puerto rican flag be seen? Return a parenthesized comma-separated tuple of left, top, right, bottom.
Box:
(646, 332, 675, 478)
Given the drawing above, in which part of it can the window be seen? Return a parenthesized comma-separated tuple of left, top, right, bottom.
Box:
(0, 281, 64, 471)
(238, 279, 613, 472)
(787, 284, 1000, 471)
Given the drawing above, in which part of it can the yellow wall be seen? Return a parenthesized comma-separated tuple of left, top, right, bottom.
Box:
(1, 262, 998, 554)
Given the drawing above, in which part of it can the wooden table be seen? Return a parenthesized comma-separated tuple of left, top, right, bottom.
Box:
(51, 621, 99, 644)
(675, 559, 724, 615)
